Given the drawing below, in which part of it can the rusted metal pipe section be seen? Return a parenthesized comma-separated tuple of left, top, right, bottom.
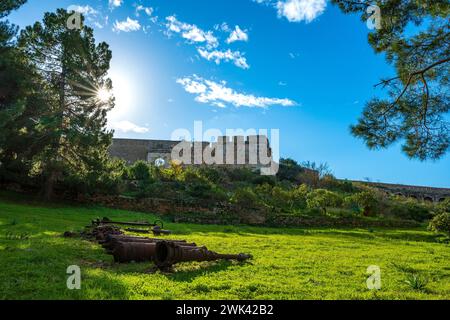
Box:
(82, 219, 253, 269)
(102, 236, 196, 251)
(112, 242, 157, 263)
(154, 241, 252, 269)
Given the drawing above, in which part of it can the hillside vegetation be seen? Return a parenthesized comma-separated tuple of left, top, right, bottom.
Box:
(0, 194, 449, 300)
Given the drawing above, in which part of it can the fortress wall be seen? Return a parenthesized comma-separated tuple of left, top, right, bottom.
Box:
(109, 136, 274, 168)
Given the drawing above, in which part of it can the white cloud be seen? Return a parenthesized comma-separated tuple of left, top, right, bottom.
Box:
(176, 75, 297, 109)
(226, 25, 249, 43)
(197, 48, 250, 69)
(165, 16, 218, 49)
(110, 120, 149, 134)
(109, 0, 123, 9)
(164, 17, 250, 69)
(277, 0, 326, 22)
(255, 0, 326, 23)
(136, 5, 153, 17)
(69, 5, 98, 16)
(113, 17, 141, 33)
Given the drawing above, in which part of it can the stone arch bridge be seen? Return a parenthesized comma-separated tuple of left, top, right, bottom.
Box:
(356, 182, 450, 203)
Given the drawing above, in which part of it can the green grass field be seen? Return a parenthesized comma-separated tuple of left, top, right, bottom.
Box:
(0, 194, 449, 300)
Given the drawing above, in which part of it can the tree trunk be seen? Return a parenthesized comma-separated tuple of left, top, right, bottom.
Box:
(43, 55, 66, 201)
(44, 169, 57, 201)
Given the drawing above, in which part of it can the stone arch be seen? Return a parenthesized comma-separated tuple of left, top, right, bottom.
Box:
(423, 196, 433, 202)
(438, 198, 446, 202)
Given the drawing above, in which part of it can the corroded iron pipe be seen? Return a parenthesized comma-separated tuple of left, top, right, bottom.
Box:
(112, 242, 157, 263)
(154, 241, 252, 268)
(103, 236, 196, 251)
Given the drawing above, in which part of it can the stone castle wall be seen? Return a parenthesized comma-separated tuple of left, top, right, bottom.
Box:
(109, 136, 273, 169)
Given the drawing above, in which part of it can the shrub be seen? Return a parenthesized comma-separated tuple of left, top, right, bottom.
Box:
(230, 188, 259, 209)
(320, 176, 355, 193)
(428, 213, 450, 235)
(348, 191, 380, 217)
(226, 167, 255, 182)
(436, 198, 450, 214)
(389, 199, 432, 222)
(197, 166, 226, 184)
(128, 161, 151, 181)
(270, 186, 294, 212)
(252, 174, 276, 186)
(306, 189, 343, 212)
(277, 158, 304, 183)
(326, 208, 357, 218)
(290, 184, 309, 209)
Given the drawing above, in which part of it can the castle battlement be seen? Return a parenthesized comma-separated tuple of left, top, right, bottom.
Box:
(109, 136, 273, 169)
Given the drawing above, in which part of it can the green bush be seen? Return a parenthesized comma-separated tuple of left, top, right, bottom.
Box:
(428, 213, 450, 235)
(277, 158, 304, 183)
(326, 208, 358, 218)
(230, 188, 260, 209)
(226, 167, 255, 182)
(306, 189, 343, 212)
(252, 174, 276, 186)
(346, 191, 380, 217)
(197, 166, 226, 184)
(290, 184, 309, 209)
(436, 198, 450, 214)
(389, 199, 432, 222)
(320, 176, 355, 193)
(58, 158, 126, 196)
(128, 161, 151, 181)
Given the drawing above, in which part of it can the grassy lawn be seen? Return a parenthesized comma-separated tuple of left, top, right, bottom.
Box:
(0, 194, 449, 300)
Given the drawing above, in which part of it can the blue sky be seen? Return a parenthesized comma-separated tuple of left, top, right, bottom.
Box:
(7, 0, 450, 187)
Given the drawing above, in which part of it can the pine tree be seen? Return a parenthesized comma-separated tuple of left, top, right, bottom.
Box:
(0, 0, 43, 184)
(17, 9, 114, 199)
(332, 0, 449, 160)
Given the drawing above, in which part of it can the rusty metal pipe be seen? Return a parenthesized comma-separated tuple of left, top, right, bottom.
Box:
(103, 237, 196, 250)
(154, 241, 252, 268)
(112, 242, 157, 263)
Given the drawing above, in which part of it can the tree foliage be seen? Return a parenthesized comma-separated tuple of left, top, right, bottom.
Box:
(1, 7, 116, 199)
(332, 0, 450, 160)
(16, 9, 115, 199)
(0, 0, 44, 184)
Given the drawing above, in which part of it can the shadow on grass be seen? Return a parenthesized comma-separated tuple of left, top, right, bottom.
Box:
(164, 260, 241, 282)
(321, 229, 443, 244)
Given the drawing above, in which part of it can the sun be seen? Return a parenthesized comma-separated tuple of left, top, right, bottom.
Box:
(97, 87, 112, 103)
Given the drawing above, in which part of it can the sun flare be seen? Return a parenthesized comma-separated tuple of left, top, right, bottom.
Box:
(97, 88, 112, 103)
